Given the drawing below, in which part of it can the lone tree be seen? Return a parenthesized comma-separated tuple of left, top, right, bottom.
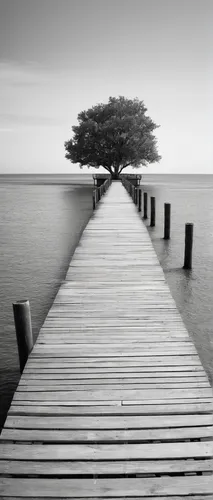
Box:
(65, 96, 161, 179)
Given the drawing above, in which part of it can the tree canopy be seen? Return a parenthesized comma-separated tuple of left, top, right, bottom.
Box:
(64, 96, 161, 178)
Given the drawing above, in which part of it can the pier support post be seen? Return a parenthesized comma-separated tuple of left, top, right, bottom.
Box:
(93, 190, 96, 209)
(138, 189, 142, 212)
(164, 203, 171, 239)
(13, 300, 33, 373)
(143, 192, 148, 219)
(183, 223, 193, 269)
(150, 197, 155, 227)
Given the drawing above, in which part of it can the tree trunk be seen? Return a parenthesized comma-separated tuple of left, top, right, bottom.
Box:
(111, 172, 119, 180)
(111, 166, 119, 180)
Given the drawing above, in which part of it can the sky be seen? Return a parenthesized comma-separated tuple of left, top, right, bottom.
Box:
(0, 0, 212, 174)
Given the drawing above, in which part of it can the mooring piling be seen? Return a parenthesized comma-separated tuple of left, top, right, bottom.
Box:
(183, 223, 194, 269)
(150, 196, 155, 227)
(13, 299, 33, 373)
(164, 203, 171, 240)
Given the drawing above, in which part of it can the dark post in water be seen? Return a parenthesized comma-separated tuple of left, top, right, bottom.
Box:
(150, 196, 155, 227)
(13, 300, 33, 373)
(93, 190, 96, 209)
(183, 223, 193, 269)
(143, 192, 148, 219)
(164, 203, 171, 239)
(138, 189, 142, 212)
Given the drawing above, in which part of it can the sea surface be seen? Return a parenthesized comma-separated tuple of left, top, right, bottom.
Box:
(0, 173, 213, 429)
(142, 174, 213, 387)
(0, 174, 93, 428)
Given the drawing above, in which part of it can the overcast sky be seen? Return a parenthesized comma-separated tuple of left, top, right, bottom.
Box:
(0, 0, 212, 174)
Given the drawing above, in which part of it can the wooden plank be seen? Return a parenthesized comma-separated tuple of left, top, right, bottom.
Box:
(23, 365, 205, 372)
(16, 382, 210, 391)
(19, 375, 209, 384)
(19, 373, 208, 380)
(5, 414, 213, 429)
(0, 442, 212, 461)
(1, 426, 212, 442)
(9, 402, 213, 415)
(0, 476, 212, 497)
(0, 459, 212, 476)
(31, 354, 202, 367)
(11, 398, 212, 406)
(12, 388, 212, 401)
(26, 348, 199, 355)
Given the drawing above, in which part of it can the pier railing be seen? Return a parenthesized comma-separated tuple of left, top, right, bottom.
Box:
(121, 176, 140, 206)
(92, 176, 112, 209)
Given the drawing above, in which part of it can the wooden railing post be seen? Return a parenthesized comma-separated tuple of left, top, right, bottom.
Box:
(143, 192, 148, 219)
(138, 189, 142, 212)
(183, 223, 193, 269)
(164, 203, 171, 239)
(150, 197, 155, 227)
(13, 300, 33, 373)
(93, 190, 96, 209)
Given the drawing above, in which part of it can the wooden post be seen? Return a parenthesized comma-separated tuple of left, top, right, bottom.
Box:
(143, 192, 148, 219)
(150, 197, 155, 227)
(183, 223, 193, 269)
(93, 190, 96, 209)
(164, 203, 171, 239)
(135, 187, 138, 205)
(13, 300, 33, 373)
(133, 187, 135, 203)
(138, 189, 142, 212)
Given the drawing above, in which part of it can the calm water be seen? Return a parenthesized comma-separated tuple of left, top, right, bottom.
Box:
(0, 175, 93, 428)
(141, 174, 213, 386)
(0, 173, 212, 429)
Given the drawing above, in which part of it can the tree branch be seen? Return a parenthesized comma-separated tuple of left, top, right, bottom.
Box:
(103, 165, 113, 174)
(118, 163, 132, 174)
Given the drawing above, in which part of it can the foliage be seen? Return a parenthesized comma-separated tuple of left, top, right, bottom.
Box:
(65, 96, 161, 178)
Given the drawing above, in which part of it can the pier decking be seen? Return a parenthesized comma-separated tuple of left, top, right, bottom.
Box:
(0, 181, 212, 498)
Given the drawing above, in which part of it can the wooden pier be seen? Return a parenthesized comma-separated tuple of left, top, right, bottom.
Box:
(0, 181, 212, 498)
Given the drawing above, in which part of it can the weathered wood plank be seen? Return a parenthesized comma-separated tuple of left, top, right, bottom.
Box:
(0, 442, 212, 461)
(0, 476, 212, 497)
(0, 459, 212, 476)
(16, 382, 210, 391)
(12, 388, 212, 402)
(1, 426, 212, 442)
(8, 402, 213, 415)
(19, 373, 208, 381)
(5, 414, 213, 429)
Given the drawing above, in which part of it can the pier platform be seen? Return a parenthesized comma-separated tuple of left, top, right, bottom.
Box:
(0, 181, 212, 498)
